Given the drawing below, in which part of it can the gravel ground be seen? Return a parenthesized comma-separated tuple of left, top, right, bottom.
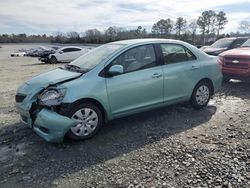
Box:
(0, 44, 249, 188)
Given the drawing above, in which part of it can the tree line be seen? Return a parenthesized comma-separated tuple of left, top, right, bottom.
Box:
(0, 10, 250, 45)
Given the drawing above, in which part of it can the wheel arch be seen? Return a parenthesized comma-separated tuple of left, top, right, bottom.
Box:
(64, 98, 108, 123)
(194, 78, 214, 95)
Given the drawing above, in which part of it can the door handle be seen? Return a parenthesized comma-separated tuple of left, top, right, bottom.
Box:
(152, 73, 162, 78)
(191, 65, 199, 70)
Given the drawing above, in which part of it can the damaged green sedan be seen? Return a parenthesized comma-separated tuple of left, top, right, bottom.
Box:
(15, 39, 222, 143)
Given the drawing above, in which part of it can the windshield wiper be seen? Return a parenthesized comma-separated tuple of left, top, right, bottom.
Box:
(62, 64, 87, 73)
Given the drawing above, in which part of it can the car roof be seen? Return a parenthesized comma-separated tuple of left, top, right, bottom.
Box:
(107, 38, 211, 60)
(109, 38, 195, 47)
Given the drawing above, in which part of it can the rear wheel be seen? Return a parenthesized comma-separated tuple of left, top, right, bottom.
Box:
(66, 103, 103, 140)
(190, 81, 212, 109)
(50, 56, 57, 64)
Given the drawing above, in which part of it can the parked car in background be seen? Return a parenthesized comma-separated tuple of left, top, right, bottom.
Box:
(218, 38, 250, 82)
(48, 46, 88, 63)
(15, 39, 222, 143)
(11, 51, 26, 57)
(203, 37, 248, 56)
(25, 48, 41, 57)
(10, 49, 28, 57)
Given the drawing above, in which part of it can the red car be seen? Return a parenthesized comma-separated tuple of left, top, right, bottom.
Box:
(218, 38, 250, 82)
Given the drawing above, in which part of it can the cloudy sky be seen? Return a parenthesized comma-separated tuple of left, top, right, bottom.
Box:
(0, 0, 250, 35)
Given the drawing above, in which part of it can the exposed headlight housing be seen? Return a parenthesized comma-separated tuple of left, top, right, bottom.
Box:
(38, 87, 66, 106)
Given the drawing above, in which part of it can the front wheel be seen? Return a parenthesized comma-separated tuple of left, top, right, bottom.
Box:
(66, 103, 103, 141)
(190, 81, 212, 109)
(50, 56, 58, 64)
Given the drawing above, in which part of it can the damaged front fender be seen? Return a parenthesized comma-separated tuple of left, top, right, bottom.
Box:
(34, 109, 77, 143)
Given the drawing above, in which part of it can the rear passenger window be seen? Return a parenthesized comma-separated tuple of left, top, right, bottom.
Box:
(160, 44, 196, 64)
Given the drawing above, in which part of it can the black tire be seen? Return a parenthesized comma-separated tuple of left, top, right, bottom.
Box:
(50, 56, 57, 64)
(190, 81, 212, 109)
(66, 103, 103, 141)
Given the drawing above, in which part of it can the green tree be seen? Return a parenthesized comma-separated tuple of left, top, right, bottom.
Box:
(174, 17, 187, 37)
(151, 19, 173, 36)
(197, 10, 217, 44)
(216, 11, 228, 36)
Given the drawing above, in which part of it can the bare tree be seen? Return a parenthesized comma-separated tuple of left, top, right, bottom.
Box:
(238, 20, 250, 33)
(188, 19, 198, 44)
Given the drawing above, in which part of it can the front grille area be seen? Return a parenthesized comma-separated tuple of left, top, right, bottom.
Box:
(224, 57, 250, 69)
(15, 94, 26, 103)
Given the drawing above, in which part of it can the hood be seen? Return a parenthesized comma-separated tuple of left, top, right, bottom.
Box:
(203, 47, 226, 53)
(25, 68, 81, 90)
(203, 47, 227, 56)
(220, 47, 250, 57)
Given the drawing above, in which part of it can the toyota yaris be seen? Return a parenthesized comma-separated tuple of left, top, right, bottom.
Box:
(15, 39, 222, 143)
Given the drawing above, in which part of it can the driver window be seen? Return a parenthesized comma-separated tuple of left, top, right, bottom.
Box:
(112, 45, 157, 73)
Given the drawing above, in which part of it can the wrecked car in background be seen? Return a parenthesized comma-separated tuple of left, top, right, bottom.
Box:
(15, 39, 222, 143)
(38, 47, 59, 63)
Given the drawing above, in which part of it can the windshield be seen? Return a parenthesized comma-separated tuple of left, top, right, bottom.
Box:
(210, 38, 235, 48)
(70, 43, 125, 70)
(241, 39, 250, 47)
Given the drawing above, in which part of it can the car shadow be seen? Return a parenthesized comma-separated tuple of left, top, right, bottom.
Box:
(0, 103, 217, 187)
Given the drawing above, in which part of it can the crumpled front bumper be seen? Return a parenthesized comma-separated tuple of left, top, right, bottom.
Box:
(16, 102, 77, 143)
(33, 109, 77, 143)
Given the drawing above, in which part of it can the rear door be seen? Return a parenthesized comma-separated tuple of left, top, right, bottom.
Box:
(159, 43, 201, 103)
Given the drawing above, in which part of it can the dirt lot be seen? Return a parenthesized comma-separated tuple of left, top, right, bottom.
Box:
(0, 44, 249, 188)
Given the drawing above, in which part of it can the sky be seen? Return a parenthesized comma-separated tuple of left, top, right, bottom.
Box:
(0, 0, 250, 35)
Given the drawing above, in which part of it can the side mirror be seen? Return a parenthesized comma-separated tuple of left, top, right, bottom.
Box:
(59, 51, 63, 54)
(108, 65, 124, 76)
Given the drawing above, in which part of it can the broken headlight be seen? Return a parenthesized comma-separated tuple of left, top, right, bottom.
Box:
(38, 87, 66, 106)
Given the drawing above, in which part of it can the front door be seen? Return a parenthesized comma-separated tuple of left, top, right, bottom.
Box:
(106, 44, 164, 116)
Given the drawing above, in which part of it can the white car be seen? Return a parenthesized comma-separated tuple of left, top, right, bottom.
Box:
(49, 46, 88, 63)
(10, 49, 27, 57)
